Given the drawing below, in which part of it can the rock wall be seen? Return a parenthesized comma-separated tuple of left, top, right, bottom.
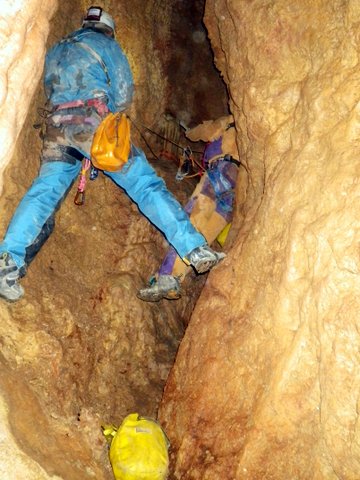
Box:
(164, 0, 229, 127)
(160, 1, 360, 478)
(0, 0, 57, 195)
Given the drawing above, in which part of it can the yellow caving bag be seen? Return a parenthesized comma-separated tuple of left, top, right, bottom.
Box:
(91, 112, 131, 171)
(103, 413, 170, 480)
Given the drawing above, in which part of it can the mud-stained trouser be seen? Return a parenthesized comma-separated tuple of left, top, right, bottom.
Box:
(0, 106, 205, 271)
(157, 159, 238, 282)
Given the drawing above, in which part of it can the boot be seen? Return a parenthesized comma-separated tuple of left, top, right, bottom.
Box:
(0, 252, 24, 301)
(185, 245, 226, 274)
(137, 275, 181, 302)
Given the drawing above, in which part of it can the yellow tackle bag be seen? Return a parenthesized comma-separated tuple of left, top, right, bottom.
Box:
(91, 112, 131, 171)
(103, 413, 170, 480)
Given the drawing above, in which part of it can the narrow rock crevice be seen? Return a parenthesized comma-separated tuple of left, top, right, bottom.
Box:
(0, 1, 229, 478)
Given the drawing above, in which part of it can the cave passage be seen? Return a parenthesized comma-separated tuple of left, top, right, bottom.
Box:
(0, 1, 230, 478)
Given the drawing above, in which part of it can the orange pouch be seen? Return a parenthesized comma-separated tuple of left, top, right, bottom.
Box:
(91, 112, 131, 171)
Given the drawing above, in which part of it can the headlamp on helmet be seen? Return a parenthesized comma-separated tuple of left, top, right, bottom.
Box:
(82, 6, 115, 37)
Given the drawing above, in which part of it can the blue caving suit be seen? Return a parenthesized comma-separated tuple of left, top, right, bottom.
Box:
(0, 28, 205, 271)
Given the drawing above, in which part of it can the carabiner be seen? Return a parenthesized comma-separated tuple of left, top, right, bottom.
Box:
(74, 190, 85, 206)
(90, 165, 99, 180)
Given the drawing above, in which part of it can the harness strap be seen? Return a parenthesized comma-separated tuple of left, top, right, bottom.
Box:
(60, 35, 111, 86)
(49, 114, 99, 126)
(60, 146, 84, 162)
(54, 97, 107, 111)
(74, 158, 91, 206)
(207, 154, 241, 168)
(75, 42, 111, 86)
(223, 155, 241, 167)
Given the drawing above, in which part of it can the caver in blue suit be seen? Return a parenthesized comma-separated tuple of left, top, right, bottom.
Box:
(0, 9, 224, 301)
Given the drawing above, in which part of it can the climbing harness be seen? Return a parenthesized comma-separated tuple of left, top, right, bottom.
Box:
(35, 98, 109, 130)
(53, 97, 110, 117)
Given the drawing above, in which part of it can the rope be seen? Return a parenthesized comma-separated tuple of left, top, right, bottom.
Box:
(128, 116, 203, 154)
(128, 116, 205, 179)
(128, 116, 161, 162)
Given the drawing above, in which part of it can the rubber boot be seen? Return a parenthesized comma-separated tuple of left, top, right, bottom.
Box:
(137, 275, 181, 302)
(0, 252, 24, 301)
(185, 245, 226, 274)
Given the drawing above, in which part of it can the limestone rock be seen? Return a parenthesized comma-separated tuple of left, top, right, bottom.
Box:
(0, 0, 57, 196)
(160, 1, 360, 478)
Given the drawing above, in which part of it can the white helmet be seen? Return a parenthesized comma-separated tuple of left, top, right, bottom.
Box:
(82, 6, 115, 36)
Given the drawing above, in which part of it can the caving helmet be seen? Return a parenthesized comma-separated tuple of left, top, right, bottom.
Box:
(82, 6, 115, 37)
